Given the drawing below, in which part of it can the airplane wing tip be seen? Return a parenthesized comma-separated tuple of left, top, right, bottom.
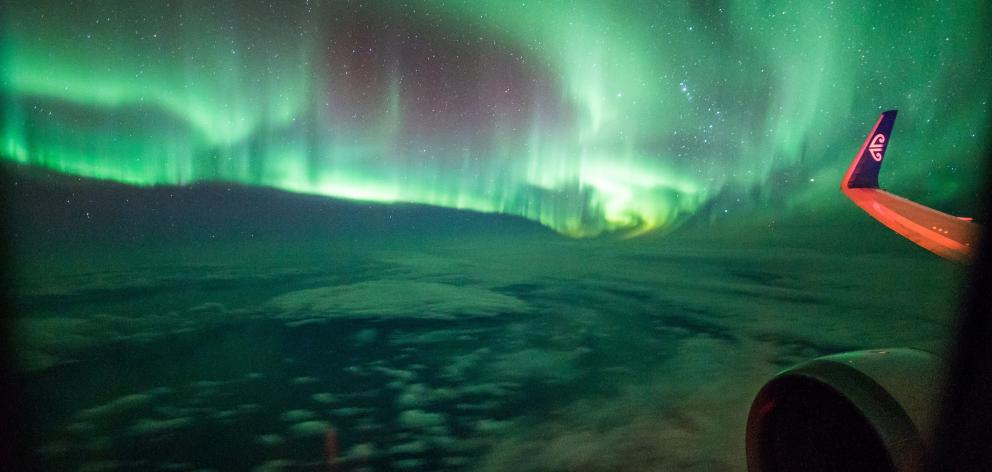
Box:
(841, 110, 898, 190)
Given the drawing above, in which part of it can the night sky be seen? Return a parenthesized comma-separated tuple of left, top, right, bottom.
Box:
(3, 3, 987, 470)
(2, 0, 988, 237)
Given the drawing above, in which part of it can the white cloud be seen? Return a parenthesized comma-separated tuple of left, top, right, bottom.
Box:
(268, 280, 529, 320)
(311, 392, 337, 404)
(129, 417, 193, 436)
(77, 394, 152, 419)
(397, 409, 447, 430)
(279, 409, 316, 422)
(287, 420, 332, 437)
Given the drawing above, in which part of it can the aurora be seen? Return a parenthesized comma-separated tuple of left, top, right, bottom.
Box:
(1, 0, 988, 237)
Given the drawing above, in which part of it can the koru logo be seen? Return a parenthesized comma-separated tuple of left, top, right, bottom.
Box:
(868, 133, 886, 161)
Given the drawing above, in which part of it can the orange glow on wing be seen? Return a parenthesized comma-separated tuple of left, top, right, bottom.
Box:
(325, 428, 338, 469)
(843, 187, 977, 264)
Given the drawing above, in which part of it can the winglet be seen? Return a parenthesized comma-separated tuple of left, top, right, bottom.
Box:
(839, 109, 979, 264)
(841, 110, 898, 189)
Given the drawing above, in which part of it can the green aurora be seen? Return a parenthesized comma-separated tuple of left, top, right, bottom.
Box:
(1, 0, 989, 236)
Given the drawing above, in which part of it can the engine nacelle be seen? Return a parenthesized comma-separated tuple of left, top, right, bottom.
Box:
(746, 348, 941, 472)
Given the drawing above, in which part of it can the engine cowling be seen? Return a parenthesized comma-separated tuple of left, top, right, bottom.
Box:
(745, 348, 942, 472)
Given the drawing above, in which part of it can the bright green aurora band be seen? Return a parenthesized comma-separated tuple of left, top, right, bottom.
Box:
(1, 1, 989, 236)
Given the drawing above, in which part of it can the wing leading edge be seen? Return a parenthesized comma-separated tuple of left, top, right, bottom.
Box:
(841, 110, 980, 264)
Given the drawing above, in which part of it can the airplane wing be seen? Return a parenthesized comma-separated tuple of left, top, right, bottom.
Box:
(841, 110, 980, 264)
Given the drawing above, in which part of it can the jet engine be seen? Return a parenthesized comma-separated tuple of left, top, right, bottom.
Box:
(745, 348, 942, 472)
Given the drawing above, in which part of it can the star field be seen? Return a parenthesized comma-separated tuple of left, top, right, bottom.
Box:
(1, 0, 988, 236)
